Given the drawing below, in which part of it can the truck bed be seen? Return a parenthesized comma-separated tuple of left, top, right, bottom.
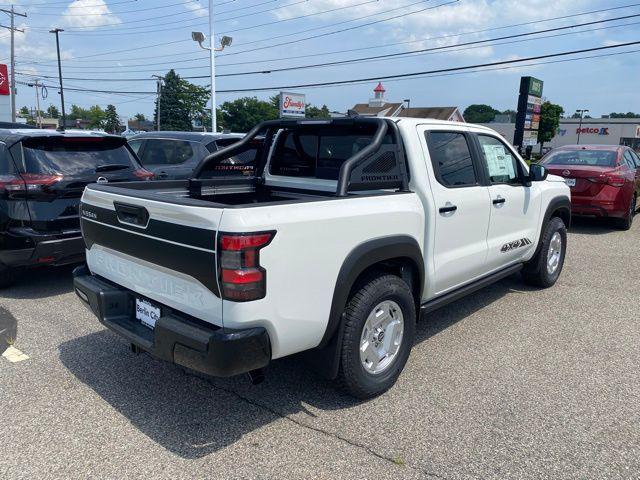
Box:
(86, 178, 341, 209)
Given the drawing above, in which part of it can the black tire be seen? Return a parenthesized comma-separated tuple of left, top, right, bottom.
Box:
(0, 265, 15, 289)
(522, 216, 567, 288)
(336, 274, 416, 399)
(612, 195, 636, 231)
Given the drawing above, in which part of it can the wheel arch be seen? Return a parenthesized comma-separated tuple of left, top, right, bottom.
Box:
(302, 235, 424, 379)
(531, 195, 571, 259)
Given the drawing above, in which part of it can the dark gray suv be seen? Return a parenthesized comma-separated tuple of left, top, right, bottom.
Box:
(128, 131, 260, 180)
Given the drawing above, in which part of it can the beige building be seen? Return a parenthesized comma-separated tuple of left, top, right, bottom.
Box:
(350, 83, 465, 122)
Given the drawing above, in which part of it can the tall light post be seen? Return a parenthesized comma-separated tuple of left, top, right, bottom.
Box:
(1, 6, 27, 122)
(191, 5, 232, 133)
(50, 28, 66, 131)
(576, 108, 589, 145)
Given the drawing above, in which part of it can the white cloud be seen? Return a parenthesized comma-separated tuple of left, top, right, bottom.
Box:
(183, 0, 208, 18)
(62, 0, 122, 29)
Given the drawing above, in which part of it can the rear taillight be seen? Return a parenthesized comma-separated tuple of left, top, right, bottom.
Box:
(0, 173, 62, 193)
(587, 173, 626, 187)
(218, 231, 275, 302)
(133, 169, 154, 181)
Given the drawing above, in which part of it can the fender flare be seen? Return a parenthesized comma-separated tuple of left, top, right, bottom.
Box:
(532, 195, 571, 259)
(320, 235, 424, 348)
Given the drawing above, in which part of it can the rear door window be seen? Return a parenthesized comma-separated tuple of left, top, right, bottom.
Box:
(21, 137, 137, 176)
(140, 139, 195, 166)
(426, 131, 478, 187)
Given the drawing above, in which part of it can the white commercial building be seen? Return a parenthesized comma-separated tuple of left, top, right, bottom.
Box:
(480, 118, 640, 152)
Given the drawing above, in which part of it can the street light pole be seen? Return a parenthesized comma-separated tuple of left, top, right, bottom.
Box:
(208, 0, 216, 133)
(152, 75, 163, 131)
(576, 108, 589, 145)
(50, 28, 66, 131)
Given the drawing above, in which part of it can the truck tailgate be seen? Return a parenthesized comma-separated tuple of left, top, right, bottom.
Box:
(79, 185, 224, 326)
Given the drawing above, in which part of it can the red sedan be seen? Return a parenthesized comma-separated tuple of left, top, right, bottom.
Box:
(541, 145, 640, 230)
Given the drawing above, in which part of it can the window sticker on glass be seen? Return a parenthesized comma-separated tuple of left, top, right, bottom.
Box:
(483, 144, 516, 180)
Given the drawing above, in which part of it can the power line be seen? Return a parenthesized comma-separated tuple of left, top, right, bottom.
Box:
(31, 0, 201, 16)
(19, 16, 640, 80)
(19, 42, 640, 95)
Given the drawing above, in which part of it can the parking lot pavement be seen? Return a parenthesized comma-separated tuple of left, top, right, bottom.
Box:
(2, 218, 640, 479)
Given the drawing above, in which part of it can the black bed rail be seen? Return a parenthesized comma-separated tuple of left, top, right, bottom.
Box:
(189, 117, 410, 197)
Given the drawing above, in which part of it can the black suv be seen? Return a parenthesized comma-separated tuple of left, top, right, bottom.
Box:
(128, 131, 260, 179)
(0, 129, 152, 287)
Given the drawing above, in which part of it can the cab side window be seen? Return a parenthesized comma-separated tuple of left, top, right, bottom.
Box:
(426, 132, 477, 187)
(477, 135, 520, 185)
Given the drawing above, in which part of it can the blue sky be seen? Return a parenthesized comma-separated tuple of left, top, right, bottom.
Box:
(2, 0, 639, 121)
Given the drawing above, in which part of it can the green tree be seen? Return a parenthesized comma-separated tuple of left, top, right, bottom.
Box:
(68, 104, 89, 121)
(19, 106, 30, 117)
(305, 104, 331, 119)
(154, 70, 210, 131)
(87, 105, 106, 129)
(103, 104, 120, 134)
(47, 105, 60, 118)
(502, 109, 517, 122)
(219, 96, 278, 132)
(609, 112, 640, 118)
(538, 101, 564, 151)
(134, 112, 146, 122)
(463, 104, 500, 123)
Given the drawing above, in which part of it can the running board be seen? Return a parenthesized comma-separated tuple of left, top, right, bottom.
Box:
(420, 264, 523, 315)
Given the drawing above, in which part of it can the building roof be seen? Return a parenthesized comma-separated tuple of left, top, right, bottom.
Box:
(351, 102, 403, 116)
(397, 107, 461, 121)
(373, 82, 386, 93)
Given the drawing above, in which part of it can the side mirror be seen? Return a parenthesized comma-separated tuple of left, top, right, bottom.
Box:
(529, 163, 548, 182)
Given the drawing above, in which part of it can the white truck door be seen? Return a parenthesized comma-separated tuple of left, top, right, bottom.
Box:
(473, 133, 542, 270)
(420, 127, 492, 295)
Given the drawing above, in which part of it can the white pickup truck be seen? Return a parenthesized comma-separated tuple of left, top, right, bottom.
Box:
(74, 117, 570, 398)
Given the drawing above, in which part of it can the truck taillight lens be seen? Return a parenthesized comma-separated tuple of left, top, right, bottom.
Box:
(219, 231, 275, 301)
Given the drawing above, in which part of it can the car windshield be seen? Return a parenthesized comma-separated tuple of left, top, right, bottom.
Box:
(21, 137, 137, 176)
(542, 149, 617, 167)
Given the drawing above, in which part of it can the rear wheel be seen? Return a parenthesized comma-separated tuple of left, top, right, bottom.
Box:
(522, 216, 567, 288)
(336, 274, 416, 399)
(0, 265, 15, 289)
(612, 195, 636, 231)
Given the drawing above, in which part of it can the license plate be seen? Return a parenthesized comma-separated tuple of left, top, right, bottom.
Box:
(565, 178, 576, 187)
(135, 298, 160, 330)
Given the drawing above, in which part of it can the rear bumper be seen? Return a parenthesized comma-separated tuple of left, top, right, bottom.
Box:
(571, 187, 630, 219)
(72, 265, 271, 377)
(0, 228, 85, 268)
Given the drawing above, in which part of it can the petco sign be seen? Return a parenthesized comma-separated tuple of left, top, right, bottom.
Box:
(279, 91, 306, 118)
(576, 127, 609, 136)
(0, 64, 9, 96)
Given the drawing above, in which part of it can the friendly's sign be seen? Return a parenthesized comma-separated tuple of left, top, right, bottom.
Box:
(279, 91, 306, 118)
(0, 64, 9, 96)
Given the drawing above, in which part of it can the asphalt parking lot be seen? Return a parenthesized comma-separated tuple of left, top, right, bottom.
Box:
(1, 218, 639, 480)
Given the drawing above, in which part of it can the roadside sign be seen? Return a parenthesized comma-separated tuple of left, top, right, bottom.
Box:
(514, 76, 543, 147)
(279, 91, 306, 118)
(0, 65, 9, 96)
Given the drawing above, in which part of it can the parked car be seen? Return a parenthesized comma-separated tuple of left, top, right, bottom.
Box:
(0, 128, 153, 288)
(127, 131, 261, 179)
(74, 117, 570, 399)
(541, 145, 640, 229)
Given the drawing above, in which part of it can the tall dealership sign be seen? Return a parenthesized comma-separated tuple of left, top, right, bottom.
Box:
(0, 64, 10, 122)
(279, 91, 306, 118)
(514, 76, 543, 148)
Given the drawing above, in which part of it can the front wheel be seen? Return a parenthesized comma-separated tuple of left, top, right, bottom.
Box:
(522, 216, 567, 288)
(336, 274, 416, 399)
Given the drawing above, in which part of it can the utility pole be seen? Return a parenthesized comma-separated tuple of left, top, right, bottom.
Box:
(49, 28, 66, 131)
(1, 6, 27, 122)
(575, 109, 589, 145)
(208, 0, 216, 133)
(152, 75, 163, 131)
(30, 80, 42, 128)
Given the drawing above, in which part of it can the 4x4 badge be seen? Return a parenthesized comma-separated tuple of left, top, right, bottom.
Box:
(501, 238, 532, 253)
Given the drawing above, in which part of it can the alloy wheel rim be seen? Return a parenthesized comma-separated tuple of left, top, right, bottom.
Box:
(547, 231, 563, 275)
(359, 300, 404, 375)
